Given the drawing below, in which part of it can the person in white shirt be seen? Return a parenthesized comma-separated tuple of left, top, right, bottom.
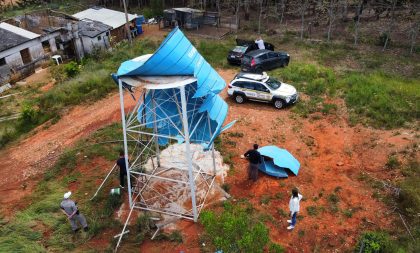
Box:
(288, 188, 303, 230)
(255, 36, 265, 50)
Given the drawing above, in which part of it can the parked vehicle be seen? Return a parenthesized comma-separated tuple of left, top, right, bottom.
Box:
(227, 72, 298, 109)
(241, 50, 290, 73)
(227, 39, 274, 65)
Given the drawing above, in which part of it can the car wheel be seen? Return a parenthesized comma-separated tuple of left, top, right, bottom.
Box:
(234, 94, 245, 104)
(255, 67, 263, 73)
(273, 99, 284, 109)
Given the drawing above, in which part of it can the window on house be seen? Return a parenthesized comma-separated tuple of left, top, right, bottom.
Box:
(0, 58, 6, 66)
(97, 36, 102, 41)
(106, 32, 110, 36)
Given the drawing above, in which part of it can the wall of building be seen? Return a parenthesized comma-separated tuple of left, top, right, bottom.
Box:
(4, 52, 23, 68)
(0, 39, 43, 69)
(28, 43, 44, 61)
(81, 32, 111, 54)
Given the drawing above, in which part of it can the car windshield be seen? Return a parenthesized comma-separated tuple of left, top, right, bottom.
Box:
(233, 46, 248, 53)
(266, 78, 282, 90)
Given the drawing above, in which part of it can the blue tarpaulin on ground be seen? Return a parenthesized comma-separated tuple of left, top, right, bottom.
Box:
(114, 27, 233, 148)
(258, 146, 300, 177)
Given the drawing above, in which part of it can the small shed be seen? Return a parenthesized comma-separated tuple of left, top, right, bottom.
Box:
(171, 8, 204, 29)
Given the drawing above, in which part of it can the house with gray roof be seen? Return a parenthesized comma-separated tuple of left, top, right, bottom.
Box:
(0, 22, 45, 84)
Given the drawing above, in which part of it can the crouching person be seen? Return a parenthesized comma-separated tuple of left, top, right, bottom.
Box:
(60, 191, 89, 233)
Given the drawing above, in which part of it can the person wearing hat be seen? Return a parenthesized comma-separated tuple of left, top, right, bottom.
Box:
(60, 191, 88, 233)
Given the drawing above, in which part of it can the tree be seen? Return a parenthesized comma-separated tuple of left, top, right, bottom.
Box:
(299, 0, 309, 39)
(354, 0, 364, 45)
(258, 0, 264, 33)
(326, 0, 339, 42)
(382, 0, 397, 51)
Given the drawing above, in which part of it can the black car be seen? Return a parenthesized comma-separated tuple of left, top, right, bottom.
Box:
(241, 49, 290, 73)
(227, 39, 274, 65)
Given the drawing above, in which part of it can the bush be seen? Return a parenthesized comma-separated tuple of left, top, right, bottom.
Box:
(63, 61, 80, 78)
(355, 231, 397, 253)
(200, 202, 277, 253)
(385, 156, 400, 169)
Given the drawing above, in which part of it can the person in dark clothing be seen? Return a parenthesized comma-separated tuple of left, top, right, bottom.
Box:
(116, 151, 128, 188)
(243, 144, 262, 182)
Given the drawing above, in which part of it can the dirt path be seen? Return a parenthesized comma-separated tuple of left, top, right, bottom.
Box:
(0, 91, 138, 216)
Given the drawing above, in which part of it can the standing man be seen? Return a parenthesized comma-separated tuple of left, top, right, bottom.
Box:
(243, 144, 262, 182)
(288, 188, 303, 230)
(116, 150, 128, 189)
(255, 36, 265, 50)
(60, 191, 88, 233)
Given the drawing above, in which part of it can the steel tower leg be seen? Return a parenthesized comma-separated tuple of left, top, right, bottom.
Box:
(119, 79, 133, 207)
(179, 85, 198, 222)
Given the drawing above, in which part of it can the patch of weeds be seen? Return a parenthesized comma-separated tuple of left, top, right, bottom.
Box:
(258, 213, 275, 223)
(268, 242, 285, 253)
(277, 208, 288, 218)
(227, 132, 244, 138)
(321, 103, 337, 115)
(274, 192, 284, 200)
(225, 139, 237, 147)
(329, 204, 340, 214)
(168, 230, 183, 243)
(306, 206, 319, 216)
(334, 186, 342, 193)
(62, 172, 81, 184)
(327, 193, 340, 204)
(260, 195, 272, 205)
(221, 183, 231, 193)
(385, 155, 400, 169)
(342, 209, 354, 218)
(298, 229, 305, 238)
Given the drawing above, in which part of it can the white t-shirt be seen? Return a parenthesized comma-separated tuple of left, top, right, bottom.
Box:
(255, 39, 265, 50)
(289, 193, 303, 214)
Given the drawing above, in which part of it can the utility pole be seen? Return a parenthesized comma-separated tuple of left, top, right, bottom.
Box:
(122, 0, 132, 43)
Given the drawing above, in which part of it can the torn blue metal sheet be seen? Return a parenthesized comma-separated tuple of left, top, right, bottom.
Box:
(116, 27, 225, 97)
(260, 159, 289, 178)
(258, 145, 300, 176)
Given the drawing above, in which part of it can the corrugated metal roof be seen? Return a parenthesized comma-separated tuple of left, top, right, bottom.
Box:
(0, 22, 40, 39)
(78, 19, 112, 38)
(0, 22, 40, 52)
(72, 7, 137, 29)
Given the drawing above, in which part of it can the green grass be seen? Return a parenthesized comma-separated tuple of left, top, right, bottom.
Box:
(200, 201, 284, 253)
(338, 72, 420, 129)
(0, 123, 126, 252)
(271, 61, 419, 128)
(195, 38, 237, 69)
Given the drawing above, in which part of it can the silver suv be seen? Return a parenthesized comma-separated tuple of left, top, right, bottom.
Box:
(227, 72, 298, 109)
